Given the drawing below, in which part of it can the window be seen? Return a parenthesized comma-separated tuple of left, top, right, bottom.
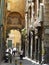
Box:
(28, 6, 32, 22)
(7, 2, 10, 10)
(8, 40, 12, 48)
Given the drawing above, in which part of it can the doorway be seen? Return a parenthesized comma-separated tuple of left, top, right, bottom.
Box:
(6, 29, 21, 51)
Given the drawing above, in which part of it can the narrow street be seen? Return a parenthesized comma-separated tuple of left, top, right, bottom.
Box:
(0, 0, 49, 65)
(1, 57, 40, 65)
(1, 60, 34, 65)
(0, 53, 40, 65)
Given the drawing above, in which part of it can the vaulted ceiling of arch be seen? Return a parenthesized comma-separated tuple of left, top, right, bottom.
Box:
(7, 0, 25, 18)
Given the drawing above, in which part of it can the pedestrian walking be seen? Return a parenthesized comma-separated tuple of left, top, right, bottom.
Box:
(9, 48, 12, 63)
(20, 49, 23, 60)
(12, 47, 16, 56)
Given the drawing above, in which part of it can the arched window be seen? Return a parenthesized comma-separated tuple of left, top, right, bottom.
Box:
(28, 6, 32, 22)
(7, 12, 22, 25)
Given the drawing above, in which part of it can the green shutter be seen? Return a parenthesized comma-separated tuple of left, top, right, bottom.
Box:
(8, 40, 12, 48)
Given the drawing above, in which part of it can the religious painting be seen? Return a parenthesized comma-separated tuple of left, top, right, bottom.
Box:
(7, 12, 22, 25)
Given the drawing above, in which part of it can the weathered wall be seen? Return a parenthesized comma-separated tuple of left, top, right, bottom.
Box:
(44, 0, 49, 63)
(7, 0, 25, 18)
(44, 0, 49, 47)
(0, 0, 4, 63)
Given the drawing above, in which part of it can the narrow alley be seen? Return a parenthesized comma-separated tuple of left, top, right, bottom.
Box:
(0, 0, 49, 65)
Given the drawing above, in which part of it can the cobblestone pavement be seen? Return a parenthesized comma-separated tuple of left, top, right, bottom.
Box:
(0, 60, 39, 65)
(0, 56, 46, 65)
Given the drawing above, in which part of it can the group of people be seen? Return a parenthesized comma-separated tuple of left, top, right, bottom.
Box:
(5, 48, 17, 63)
(5, 48, 23, 63)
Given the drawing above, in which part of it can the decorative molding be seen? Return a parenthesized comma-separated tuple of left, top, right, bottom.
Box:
(6, 12, 24, 29)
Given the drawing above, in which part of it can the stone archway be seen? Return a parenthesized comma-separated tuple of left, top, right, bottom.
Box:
(7, 12, 24, 29)
(4, 12, 25, 40)
(6, 29, 21, 51)
(5, 12, 24, 51)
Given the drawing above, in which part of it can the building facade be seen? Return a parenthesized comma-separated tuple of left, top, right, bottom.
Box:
(25, 0, 49, 64)
(0, 0, 25, 62)
(0, 0, 5, 62)
(43, 0, 49, 63)
(0, 0, 49, 64)
(25, 0, 45, 63)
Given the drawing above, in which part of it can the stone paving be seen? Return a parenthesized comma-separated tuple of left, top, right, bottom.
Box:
(0, 56, 47, 65)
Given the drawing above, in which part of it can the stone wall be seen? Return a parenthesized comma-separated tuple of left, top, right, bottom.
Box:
(44, 0, 49, 47)
(44, 0, 49, 63)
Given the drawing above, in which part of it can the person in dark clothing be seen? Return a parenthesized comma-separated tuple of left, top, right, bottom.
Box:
(13, 51, 15, 56)
(20, 49, 23, 60)
(9, 49, 12, 63)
